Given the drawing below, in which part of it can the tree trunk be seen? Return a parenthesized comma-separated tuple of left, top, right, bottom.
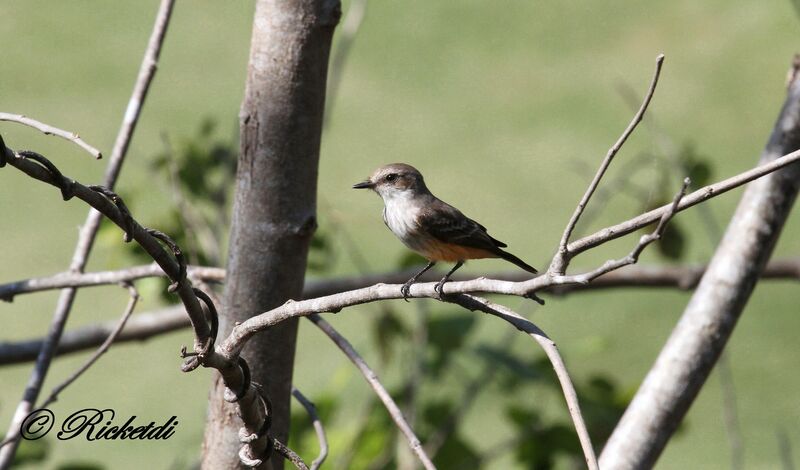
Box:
(599, 57, 800, 469)
(201, 1, 340, 468)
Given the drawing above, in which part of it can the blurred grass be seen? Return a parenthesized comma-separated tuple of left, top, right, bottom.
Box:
(1, 0, 800, 468)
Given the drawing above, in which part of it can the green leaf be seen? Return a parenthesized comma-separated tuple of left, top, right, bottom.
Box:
(308, 230, 336, 274)
(56, 463, 106, 470)
(433, 433, 482, 470)
(11, 437, 49, 466)
(427, 312, 476, 373)
(372, 307, 408, 363)
(473, 345, 543, 390)
(656, 220, 686, 260)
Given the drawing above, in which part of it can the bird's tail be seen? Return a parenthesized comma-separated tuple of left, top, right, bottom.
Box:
(496, 249, 538, 274)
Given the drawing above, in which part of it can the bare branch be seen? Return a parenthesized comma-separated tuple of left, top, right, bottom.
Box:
(3, 256, 799, 305)
(551, 54, 665, 274)
(39, 284, 139, 409)
(0, 113, 102, 159)
(0, 306, 188, 365)
(308, 314, 436, 470)
(0, 1, 176, 464)
(271, 438, 310, 470)
(600, 55, 800, 469)
(291, 387, 328, 470)
(566, 145, 800, 259)
(0, 145, 211, 345)
(777, 428, 795, 470)
(568, 178, 690, 284)
(324, 0, 367, 126)
(0, 263, 224, 301)
(218, 127, 800, 352)
(718, 352, 744, 470)
(3, 254, 798, 366)
(4, 48, 800, 468)
(0, 142, 310, 468)
(446, 295, 598, 470)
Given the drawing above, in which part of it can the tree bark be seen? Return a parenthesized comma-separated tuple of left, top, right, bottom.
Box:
(201, 1, 340, 468)
(599, 58, 800, 469)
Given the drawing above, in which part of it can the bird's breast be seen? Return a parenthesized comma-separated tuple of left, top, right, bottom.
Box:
(383, 202, 420, 243)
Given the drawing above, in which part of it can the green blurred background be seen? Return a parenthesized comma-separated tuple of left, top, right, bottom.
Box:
(1, 0, 799, 468)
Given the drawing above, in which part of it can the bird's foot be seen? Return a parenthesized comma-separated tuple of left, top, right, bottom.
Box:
(434, 279, 448, 299)
(400, 281, 413, 302)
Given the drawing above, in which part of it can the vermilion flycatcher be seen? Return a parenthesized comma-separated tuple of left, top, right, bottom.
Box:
(353, 163, 538, 299)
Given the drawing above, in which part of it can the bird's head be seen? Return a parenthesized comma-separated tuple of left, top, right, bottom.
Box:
(353, 163, 428, 199)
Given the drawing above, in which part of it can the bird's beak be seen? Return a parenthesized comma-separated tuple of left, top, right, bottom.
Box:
(352, 180, 374, 189)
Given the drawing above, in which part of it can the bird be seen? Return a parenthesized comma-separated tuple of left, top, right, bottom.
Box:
(353, 163, 539, 301)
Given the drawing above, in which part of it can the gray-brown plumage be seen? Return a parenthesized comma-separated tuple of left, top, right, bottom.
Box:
(353, 163, 538, 299)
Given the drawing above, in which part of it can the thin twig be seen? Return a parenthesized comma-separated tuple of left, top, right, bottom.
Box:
(551, 54, 665, 274)
(567, 153, 654, 235)
(777, 428, 795, 470)
(39, 284, 140, 409)
(324, 0, 367, 126)
(565, 145, 800, 258)
(308, 314, 437, 470)
(272, 438, 310, 470)
(447, 294, 598, 470)
(291, 387, 328, 470)
(718, 352, 744, 470)
(0, 263, 224, 301)
(0, 113, 102, 159)
(567, 178, 690, 284)
(0, 1, 176, 464)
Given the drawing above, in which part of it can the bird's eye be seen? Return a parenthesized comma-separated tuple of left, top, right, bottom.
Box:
(385, 173, 398, 182)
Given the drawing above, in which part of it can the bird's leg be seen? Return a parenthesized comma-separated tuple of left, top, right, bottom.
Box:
(401, 260, 436, 301)
(435, 260, 464, 298)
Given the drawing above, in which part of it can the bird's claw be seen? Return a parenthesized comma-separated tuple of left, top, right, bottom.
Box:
(400, 282, 413, 302)
(434, 280, 447, 299)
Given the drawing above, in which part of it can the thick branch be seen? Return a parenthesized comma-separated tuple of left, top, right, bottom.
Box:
(600, 57, 800, 469)
(203, 1, 341, 468)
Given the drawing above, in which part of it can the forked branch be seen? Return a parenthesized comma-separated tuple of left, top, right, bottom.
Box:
(551, 54, 665, 274)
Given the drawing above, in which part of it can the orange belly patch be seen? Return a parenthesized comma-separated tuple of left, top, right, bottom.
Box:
(419, 242, 497, 262)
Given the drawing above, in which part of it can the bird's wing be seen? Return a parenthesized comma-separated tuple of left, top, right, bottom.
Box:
(418, 204, 506, 251)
